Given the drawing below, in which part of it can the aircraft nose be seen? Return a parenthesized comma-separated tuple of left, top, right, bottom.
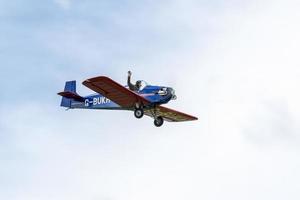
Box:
(168, 88, 177, 100)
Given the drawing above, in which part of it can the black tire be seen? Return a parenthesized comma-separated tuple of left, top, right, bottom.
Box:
(134, 108, 144, 119)
(154, 116, 164, 127)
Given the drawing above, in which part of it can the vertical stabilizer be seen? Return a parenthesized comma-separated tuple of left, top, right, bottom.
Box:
(60, 81, 76, 108)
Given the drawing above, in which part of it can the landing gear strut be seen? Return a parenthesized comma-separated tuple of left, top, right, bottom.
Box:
(154, 116, 164, 127)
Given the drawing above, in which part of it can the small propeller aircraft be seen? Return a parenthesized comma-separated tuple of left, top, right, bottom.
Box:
(58, 73, 198, 127)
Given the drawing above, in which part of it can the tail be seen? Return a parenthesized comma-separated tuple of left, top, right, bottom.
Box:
(58, 81, 84, 108)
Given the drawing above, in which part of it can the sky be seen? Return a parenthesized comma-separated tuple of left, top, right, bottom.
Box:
(1, 0, 300, 200)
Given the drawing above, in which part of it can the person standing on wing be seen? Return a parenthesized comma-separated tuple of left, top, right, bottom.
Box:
(127, 71, 142, 91)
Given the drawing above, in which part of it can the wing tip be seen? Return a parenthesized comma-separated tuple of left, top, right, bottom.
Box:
(82, 76, 112, 85)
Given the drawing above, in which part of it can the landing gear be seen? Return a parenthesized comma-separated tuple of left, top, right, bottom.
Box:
(134, 104, 164, 127)
(134, 108, 144, 119)
(154, 116, 164, 127)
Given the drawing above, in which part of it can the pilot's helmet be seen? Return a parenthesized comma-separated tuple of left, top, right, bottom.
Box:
(136, 80, 142, 88)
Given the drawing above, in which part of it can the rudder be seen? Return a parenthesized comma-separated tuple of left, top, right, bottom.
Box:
(60, 81, 76, 108)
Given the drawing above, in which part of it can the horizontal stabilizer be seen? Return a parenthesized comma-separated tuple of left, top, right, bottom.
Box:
(57, 91, 85, 102)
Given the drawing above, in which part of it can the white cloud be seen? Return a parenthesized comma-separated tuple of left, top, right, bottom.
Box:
(54, 0, 71, 10)
(200, 0, 300, 145)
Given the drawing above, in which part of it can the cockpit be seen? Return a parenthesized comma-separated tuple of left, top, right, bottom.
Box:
(137, 80, 148, 91)
(137, 81, 177, 100)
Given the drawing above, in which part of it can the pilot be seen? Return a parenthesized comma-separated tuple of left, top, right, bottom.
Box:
(127, 71, 142, 91)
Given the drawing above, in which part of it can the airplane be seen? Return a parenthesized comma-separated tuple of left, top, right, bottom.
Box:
(58, 75, 198, 127)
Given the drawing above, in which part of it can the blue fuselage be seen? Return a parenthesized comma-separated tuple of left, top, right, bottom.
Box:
(70, 85, 174, 110)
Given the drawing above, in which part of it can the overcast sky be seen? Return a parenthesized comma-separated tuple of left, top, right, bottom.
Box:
(1, 0, 300, 200)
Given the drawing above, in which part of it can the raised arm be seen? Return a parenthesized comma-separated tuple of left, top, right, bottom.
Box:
(127, 71, 136, 91)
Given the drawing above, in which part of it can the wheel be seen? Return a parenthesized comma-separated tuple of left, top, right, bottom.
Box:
(154, 116, 164, 127)
(134, 108, 144, 119)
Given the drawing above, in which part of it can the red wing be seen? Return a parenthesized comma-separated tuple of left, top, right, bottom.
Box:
(82, 76, 151, 108)
(145, 105, 198, 122)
